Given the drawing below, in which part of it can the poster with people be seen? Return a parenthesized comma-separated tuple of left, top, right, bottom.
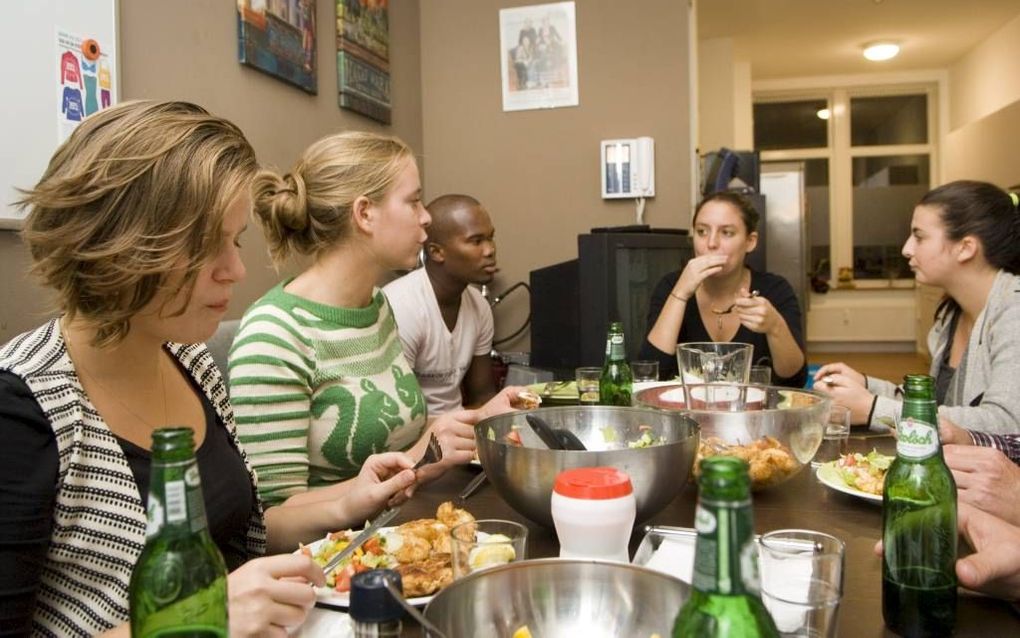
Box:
(499, 1, 578, 112)
(57, 30, 115, 143)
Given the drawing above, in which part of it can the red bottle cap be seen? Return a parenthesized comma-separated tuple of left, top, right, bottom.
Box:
(554, 467, 633, 499)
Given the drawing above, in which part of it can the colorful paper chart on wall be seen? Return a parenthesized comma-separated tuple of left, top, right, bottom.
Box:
(2, 0, 118, 229)
(56, 30, 116, 144)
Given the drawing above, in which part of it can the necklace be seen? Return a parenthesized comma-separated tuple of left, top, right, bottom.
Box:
(63, 324, 169, 431)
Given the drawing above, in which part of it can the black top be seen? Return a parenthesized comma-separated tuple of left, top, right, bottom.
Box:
(638, 269, 808, 387)
(0, 359, 254, 634)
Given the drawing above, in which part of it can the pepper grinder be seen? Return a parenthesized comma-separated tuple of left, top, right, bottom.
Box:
(350, 569, 403, 637)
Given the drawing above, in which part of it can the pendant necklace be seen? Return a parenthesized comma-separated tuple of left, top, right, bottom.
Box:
(63, 324, 169, 430)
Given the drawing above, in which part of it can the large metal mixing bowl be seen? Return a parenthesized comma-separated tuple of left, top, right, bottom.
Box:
(636, 383, 829, 490)
(423, 558, 690, 637)
(475, 405, 700, 528)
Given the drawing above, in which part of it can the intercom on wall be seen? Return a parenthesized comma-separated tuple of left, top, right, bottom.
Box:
(601, 137, 655, 199)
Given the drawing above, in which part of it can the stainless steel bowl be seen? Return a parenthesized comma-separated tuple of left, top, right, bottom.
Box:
(423, 558, 690, 637)
(636, 383, 829, 490)
(475, 405, 700, 528)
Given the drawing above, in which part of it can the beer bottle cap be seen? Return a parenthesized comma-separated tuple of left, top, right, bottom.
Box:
(349, 569, 403, 623)
(554, 467, 633, 499)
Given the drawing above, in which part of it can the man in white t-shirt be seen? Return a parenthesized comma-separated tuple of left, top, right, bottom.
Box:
(383, 194, 498, 415)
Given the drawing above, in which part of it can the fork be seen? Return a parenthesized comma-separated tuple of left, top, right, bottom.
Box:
(711, 289, 760, 315)
(414, 432, 443, 471)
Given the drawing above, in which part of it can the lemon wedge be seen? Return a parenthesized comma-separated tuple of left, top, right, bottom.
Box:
(468, 535, 516, 569)
(512, 626, 532, 638)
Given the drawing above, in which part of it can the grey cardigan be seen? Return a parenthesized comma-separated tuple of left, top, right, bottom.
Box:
(868, 270, 1020, 434)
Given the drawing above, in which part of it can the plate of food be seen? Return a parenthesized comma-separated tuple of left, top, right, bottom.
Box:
(525, 381, 578, 406)
(815, 450, 894, 504)
(299, 501, 475, 608)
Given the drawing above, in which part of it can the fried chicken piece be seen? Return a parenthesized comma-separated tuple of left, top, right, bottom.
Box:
(437, 501, 475, 531)
(397, 518, 452, 554)
(391, 532, 431, 564)
(396, 557, 453, 597)
(512, 390, 542, 410)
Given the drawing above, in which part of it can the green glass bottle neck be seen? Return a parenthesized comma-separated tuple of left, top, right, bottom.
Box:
(691, 495, 758, 596)
(147, 457, 210, 538)
(604, 332, 627, 362)
(896, 397, 942, 460)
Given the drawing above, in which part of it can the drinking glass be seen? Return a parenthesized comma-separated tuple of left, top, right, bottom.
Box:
(749, 365, 772, 385)
(450, 519, 528, 579)
(575, 367, 601, 405)
(631, 360, 660, 383)
(811, 405, 851, 468)
(759, 529, 845, 638)
(676, 342, 753, 385)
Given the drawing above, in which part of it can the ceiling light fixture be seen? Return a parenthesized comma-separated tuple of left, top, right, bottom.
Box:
(816, 108, 831, 120)
(863, 42, 900, 61)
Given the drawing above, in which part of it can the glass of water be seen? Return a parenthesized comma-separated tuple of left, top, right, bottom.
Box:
(811, 404, 851, 468)
(759, 529, 845, 638)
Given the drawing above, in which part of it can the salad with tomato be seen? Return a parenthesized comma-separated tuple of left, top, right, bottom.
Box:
(300, 531, 396, 593)
(835, 449, 893, 495)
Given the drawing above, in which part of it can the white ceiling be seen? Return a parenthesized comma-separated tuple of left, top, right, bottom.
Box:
(698, 0, 1020, 80)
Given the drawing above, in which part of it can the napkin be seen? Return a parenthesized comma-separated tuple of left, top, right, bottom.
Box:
(289, 608, 353, 638)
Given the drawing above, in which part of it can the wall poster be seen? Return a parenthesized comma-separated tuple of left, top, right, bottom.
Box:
(336, 0, 391, 124)
(499, 1, 578, 112)
(237, 0, 318, 94)
(57, 30, 116, 144)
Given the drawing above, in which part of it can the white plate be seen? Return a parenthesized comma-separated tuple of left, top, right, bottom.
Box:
(300, 528, 435, 609)
(815, 462, 882, 504)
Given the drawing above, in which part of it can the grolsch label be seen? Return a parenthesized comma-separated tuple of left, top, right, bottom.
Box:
(896, 417, 938, 459)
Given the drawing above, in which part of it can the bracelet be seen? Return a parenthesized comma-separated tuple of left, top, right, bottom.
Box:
(669, 291, 689, 303)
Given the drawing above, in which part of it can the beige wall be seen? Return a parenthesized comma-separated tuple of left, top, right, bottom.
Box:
(698, 37, 753, 153)
(948, 12, 1020, 131)
(945, 12, 1020, 186)
(419, 0, 692, 352)
(0, 0, 423, 343)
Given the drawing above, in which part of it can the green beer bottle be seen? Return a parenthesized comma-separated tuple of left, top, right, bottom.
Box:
(598, 321, 633, 406)
(673, 456, 779, 638)
(882, 374, 957, 637)
(129, 427, 229, 637)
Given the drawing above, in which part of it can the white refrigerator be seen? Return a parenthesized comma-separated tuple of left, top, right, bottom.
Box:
(760, 162, 809, 338)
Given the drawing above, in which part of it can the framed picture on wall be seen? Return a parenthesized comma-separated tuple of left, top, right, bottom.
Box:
(499, 1, 578, 112)
(237, 0, 317, 94)
(336, 0, 391, 124)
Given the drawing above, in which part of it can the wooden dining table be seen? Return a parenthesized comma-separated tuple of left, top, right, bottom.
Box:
(345, 433, 1019, 636)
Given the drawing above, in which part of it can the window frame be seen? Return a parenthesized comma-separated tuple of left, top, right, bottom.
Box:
(753, 80, 940, 288)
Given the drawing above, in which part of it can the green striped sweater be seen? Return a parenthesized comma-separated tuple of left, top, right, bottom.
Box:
(230, 282, 427, 507)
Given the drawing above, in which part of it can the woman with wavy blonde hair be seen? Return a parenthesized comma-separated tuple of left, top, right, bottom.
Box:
(0, 102, 416, 637)
(231, 132, 521, 511)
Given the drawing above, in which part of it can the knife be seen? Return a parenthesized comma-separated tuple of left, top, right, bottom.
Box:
(321, 506, 402, 576)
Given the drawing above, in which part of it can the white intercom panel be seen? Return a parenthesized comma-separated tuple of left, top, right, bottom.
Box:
(601, 137, 655, 199)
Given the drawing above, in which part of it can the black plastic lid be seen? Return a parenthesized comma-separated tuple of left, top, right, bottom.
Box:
(349, 569, 404, 623)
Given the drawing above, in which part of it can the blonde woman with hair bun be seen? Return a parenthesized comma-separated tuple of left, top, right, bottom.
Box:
(231, 131, 522, 514)
(0, 101, 418, 637)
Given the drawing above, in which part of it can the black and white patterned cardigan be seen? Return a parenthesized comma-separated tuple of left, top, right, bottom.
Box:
(0, 319, 267, 636)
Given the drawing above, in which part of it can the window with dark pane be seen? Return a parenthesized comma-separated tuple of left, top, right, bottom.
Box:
(852, 154, 930, 279)
(753, 100, 828, 150)
(801, 159, 831, 283)
(850, 95, 927, 146)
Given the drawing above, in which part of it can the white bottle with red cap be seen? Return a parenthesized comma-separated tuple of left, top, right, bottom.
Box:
(551, 466, 636, 563)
